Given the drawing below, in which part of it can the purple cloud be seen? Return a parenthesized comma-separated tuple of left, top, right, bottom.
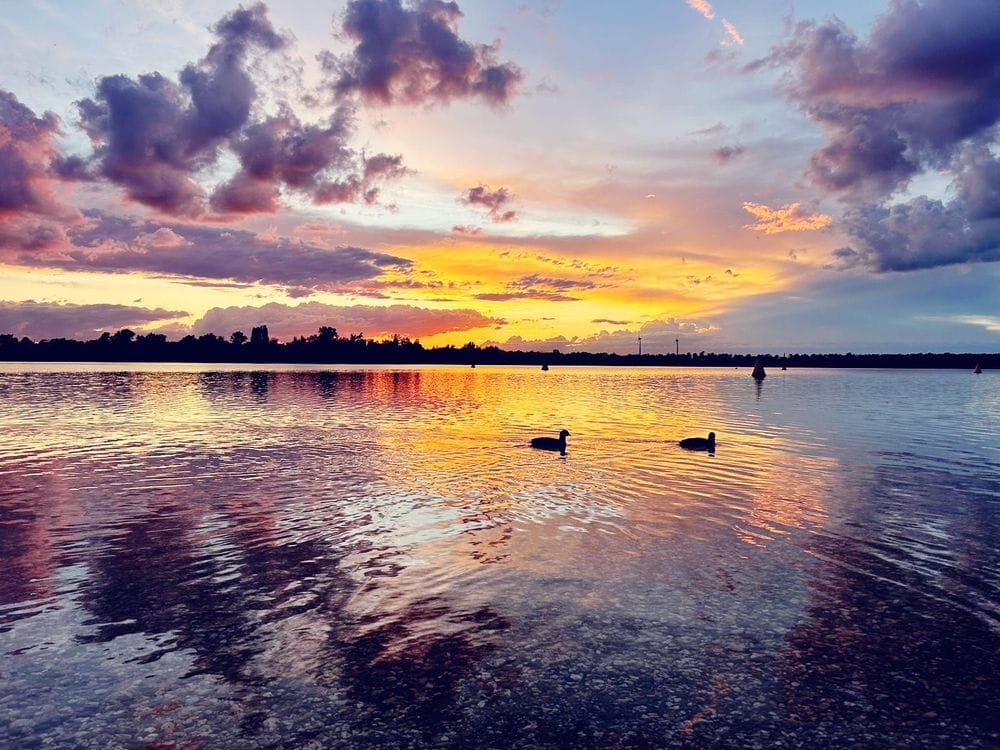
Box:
(474, 292, 579, 302)
(0, 91, 62, 215)
(192, 301, 504, 340)
(6, 3, 527, 227)
(325, 0, 524, 106)
(45, 212, 414, 292)
(754, 0, 1000, 271)
(838, 190, 1000, 273)
(0, 90, 81, 251)
(0, 300, 187, 340)
(211, 106, 405, 212)
(77, 4, 288, 216)
(509, 274, 595, 291)
(75, 5, 404, 217)
(461, 184, 517, 222)
(472, 272, 597, 303)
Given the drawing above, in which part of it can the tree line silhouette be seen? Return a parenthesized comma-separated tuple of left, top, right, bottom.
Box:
(0, 325, 995, 368)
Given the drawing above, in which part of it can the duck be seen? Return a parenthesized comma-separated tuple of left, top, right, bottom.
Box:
(530, 429, 570, 453)
(679, 432, 716, 451)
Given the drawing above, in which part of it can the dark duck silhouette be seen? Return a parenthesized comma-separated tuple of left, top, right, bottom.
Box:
(679, 432, 716, 451)
(531, 429, 570, 453)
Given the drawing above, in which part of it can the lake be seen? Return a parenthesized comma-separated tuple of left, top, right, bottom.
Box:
(1, 364, 997, 749)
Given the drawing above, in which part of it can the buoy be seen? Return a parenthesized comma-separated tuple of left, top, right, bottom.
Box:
(751, 358, 766, 380)
(541, 363, 549, 371)
(974, 362, 982, 374)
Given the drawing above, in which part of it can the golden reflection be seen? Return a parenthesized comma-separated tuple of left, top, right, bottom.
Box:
(0, 365, 849, 673)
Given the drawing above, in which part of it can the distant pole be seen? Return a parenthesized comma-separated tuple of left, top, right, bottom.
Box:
(638, 336, 642, 356)
(675, 338, 679, 355)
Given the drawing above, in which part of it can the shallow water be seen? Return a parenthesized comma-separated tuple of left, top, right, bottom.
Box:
(1, 364, 997, 749)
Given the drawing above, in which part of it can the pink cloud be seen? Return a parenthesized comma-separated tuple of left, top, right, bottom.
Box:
(721, 19, 744, 47)
(686, 0, 715, 21)
(191, 301, 504, 340)
(0, 90, 81, 253)
(461, 185, 517, 223)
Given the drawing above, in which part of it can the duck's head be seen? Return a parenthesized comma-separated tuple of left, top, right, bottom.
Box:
(707, 432, 716, 442)
(559, 429, 571, 438)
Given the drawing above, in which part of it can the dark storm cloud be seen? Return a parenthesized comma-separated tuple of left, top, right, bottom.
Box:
(52, 212, 413, 291)
(753, 0, 1000, 271)
(77, 4, 288, 215)
(325, 0, 524, 106)
(0, 300, 187, 340)
(461, 185, 517, 222)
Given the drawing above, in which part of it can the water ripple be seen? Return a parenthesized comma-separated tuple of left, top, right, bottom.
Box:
(1, 364, 998, 748)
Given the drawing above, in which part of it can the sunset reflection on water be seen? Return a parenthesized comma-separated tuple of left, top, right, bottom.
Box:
(1, 364, 997, 748)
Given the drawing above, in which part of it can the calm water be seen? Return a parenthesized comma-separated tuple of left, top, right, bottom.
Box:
(1, 364, 997, 749)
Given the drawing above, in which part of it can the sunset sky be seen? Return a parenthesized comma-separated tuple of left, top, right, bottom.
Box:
(1, 0, 998, 353)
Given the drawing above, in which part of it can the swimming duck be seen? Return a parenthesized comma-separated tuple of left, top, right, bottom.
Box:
(531, 429, 570, 453)
(679, 432, 716, 451)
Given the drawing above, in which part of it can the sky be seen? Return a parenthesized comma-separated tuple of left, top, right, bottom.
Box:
(1, 0, 998, 354)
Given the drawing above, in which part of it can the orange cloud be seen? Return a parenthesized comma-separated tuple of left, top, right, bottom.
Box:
(742, 202, 833, 234)
(721, 19, 744, 46)
(686, 0, 715, 20)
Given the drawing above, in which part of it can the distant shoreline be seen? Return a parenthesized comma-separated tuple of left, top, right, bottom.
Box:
(2, 327, 995, 369)
(1, 361, 995, 370)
